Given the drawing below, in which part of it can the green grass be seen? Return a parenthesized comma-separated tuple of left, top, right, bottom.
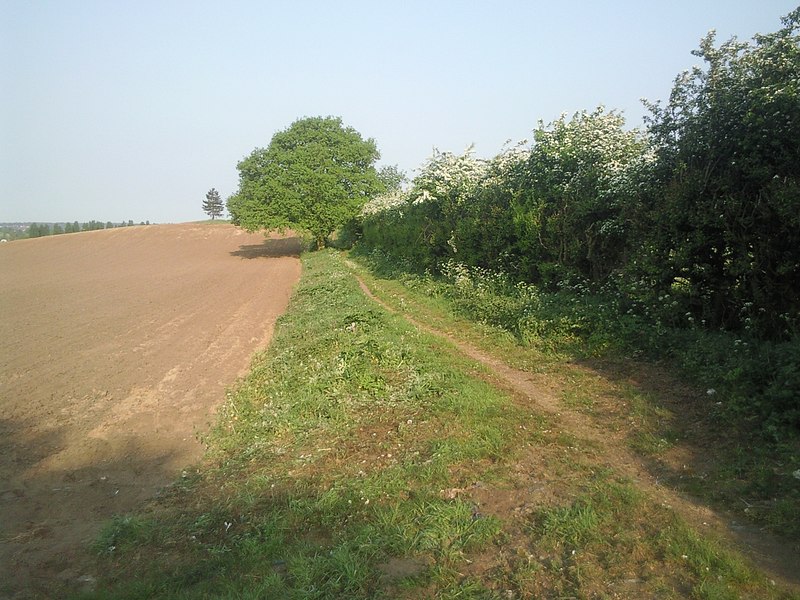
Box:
(79, 250, 532, 599)
(78, 249, 798, 599)
(351, 248, 800, 542)
(522, 475, 769, 599)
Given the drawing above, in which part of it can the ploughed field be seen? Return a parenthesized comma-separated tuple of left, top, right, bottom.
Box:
(0, 223, 301, 597)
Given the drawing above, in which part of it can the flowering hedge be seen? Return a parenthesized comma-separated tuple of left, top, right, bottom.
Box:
(360, 11, 800, 346)
(362, 108, 648, 286)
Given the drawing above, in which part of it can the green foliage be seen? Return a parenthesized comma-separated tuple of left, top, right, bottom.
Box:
(202, 187, 225, 220)
(228, 116, 382, 249)
(83, 220, 106, 232)
(515, 108, 651, 284)
(640, 9, 800, 335)
(0, 225, 28, 241)
(362, 111, 650, 286)
(361, 146, 527, 274)
(376, 164, 406, 194)
(356, 248, 800, 434)
(357, 11, 800, 429)
(21, 220, 147, 238)
(27, 222, 51, 237)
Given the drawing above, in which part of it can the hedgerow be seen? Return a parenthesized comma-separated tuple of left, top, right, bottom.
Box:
(356, 11, 800, 433)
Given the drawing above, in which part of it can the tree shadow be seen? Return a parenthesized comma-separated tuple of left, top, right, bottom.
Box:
(230, 237, 304, 259)
(573, 356, 800, 584)
(0, 414, 186, 598)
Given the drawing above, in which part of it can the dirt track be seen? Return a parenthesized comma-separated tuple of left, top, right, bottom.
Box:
(0, 223, 301, 598)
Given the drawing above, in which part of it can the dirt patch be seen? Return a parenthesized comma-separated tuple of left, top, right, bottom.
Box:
(0, 224, 301, 598)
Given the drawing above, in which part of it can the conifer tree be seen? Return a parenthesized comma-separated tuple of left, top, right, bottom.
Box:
(203, 188, 224, 220)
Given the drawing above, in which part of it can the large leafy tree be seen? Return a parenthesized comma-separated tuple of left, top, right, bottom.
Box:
(27, 223, 50, 238)
(228, 116, 382, 249)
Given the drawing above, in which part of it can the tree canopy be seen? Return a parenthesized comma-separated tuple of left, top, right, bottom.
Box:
(362, 9, 800, 337)
(515, 108, 651, 283)
(228, 116, 383, 248)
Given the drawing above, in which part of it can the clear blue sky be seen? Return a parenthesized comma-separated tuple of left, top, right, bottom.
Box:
(1, 1, 796, 223)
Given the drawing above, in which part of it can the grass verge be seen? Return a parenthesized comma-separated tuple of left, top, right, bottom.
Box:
(78, 250, 797, 599)
(350, 248, 800, 543)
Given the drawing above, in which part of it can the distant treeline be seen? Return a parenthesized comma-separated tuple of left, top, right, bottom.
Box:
(24, 220, 151, 238)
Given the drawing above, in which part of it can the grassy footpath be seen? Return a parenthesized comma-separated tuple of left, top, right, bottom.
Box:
(79, 250, 797, 599)
(351, 250, 800, 542)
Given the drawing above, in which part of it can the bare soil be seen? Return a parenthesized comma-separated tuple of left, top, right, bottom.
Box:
(0, 224, 301, 598)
